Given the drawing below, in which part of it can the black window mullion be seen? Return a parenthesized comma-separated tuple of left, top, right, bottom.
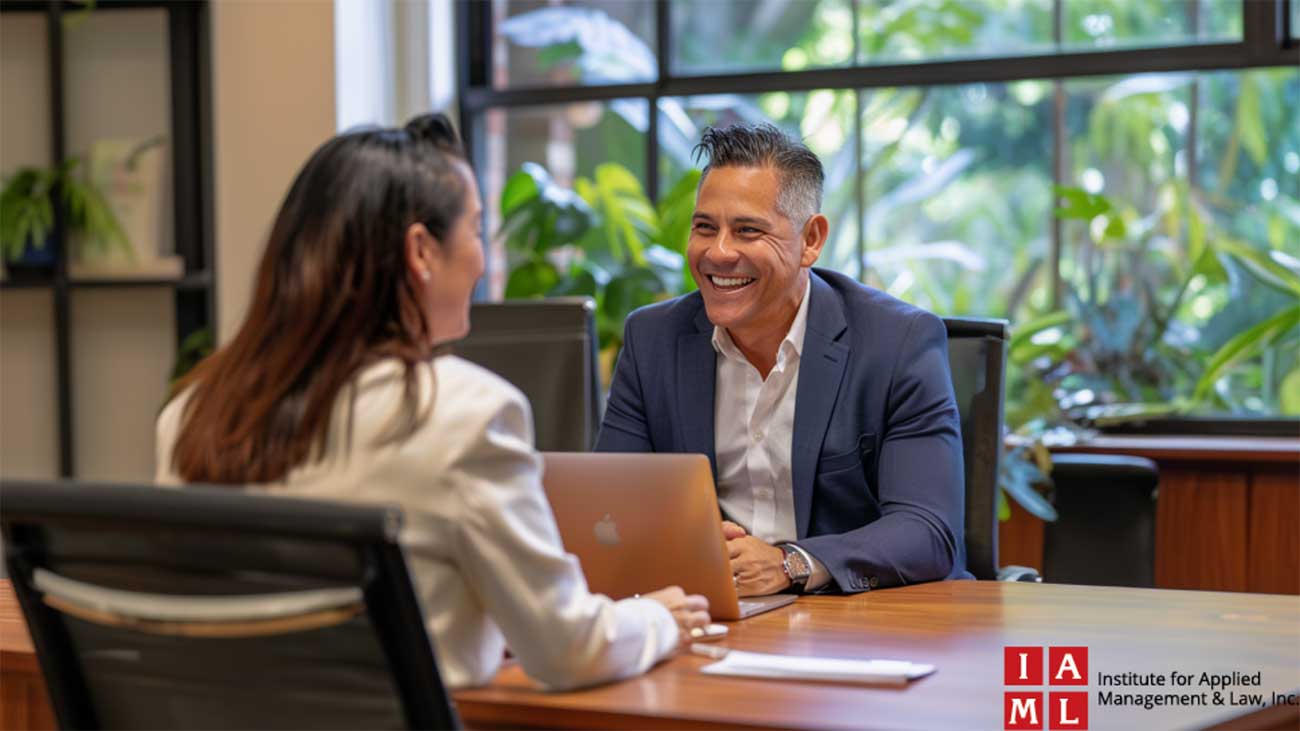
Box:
(1187, 1, 1201, 192)
(851, 0, 864, 282)
(1243, 0, 1285, 59)
(455, 0, 490, 154)
(462, 40, 1294, 114)
(648, 0, 672, 204)
(1049, 0, 1064, 311)
(462, 82, 658, 110)
(853, 87, 865, 284)
(460, 0, 492, 302)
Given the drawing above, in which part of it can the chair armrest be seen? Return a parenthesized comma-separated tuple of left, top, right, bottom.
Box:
(997, 565, 1042, 582)
(1050, 454, 1157, 487)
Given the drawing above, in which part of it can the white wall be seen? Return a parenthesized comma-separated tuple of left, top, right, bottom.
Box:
(1, 10, 175, 482)
(211, 0, 337, 343)
(65, 9, 176, 482)
(1, 3, 338, 480)
(0, 13, 58, 479)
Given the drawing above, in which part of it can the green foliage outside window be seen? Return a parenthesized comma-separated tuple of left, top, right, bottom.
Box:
(492, 1, 1299, 519)
(498, 161, 701, 373)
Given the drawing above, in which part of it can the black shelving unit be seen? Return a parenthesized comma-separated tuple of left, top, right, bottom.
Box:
(0, 0, 214, 478)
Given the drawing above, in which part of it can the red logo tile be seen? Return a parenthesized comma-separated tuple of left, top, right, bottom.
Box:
(1048, 647, 1088, 686)
(1005, 646, 1044, 685)
(1005, 692, 1045, 729)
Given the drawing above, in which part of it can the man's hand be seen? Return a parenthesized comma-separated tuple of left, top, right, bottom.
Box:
(721, 520, 748, 540)
(725, 524, 790, 597)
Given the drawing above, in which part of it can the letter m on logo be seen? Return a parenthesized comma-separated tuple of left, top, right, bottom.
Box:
(1005, 692, 1044, 729)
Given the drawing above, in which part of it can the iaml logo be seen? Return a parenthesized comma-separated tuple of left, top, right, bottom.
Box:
(1003, 646, 1089, 729)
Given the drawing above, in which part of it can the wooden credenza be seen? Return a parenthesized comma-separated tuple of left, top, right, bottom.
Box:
(999, 435, 1300, 594)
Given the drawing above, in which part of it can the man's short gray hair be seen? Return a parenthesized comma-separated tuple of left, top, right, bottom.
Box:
(693, 123, 825, 226)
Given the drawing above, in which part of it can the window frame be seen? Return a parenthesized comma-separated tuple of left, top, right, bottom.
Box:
(456, 0, 1300, 434)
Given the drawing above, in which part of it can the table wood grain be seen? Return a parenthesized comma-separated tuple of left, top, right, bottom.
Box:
(3, 580, 1298, 730)
(454, 581, 1300, 730)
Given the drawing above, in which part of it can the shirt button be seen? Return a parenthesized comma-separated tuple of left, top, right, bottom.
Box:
(753, 432, 764, 442)
(868, 576, 880, 588)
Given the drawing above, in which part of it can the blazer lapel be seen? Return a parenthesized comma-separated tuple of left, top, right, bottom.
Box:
(677, 306, 717, 474)
(792, 273, 849, 538)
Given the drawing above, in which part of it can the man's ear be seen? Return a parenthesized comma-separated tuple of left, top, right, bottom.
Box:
(799, 213, 829, 268)
(404, 223, 438, 282)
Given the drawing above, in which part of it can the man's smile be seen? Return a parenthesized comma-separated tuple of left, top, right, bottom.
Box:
(707, 275, 757, 292)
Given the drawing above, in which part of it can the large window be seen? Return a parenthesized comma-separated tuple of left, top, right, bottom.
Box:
(459, 0, 1299, 422)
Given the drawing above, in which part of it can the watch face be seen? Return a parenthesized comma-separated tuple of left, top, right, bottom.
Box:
(784, 546, 811, 580)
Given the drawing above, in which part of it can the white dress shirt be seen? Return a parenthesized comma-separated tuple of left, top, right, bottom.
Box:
(712, 277, 829, 590)
(155, 355, 677, 690)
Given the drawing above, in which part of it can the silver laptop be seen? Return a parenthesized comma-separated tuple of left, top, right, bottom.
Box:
(542, 452, 797, 621)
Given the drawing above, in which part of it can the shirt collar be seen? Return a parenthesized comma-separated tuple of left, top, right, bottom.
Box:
(711, 275, 813, 366)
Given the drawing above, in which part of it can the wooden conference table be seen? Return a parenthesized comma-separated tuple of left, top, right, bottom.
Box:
(3, 579, 1298, 729)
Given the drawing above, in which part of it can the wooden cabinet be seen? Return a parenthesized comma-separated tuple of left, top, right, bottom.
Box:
(1000, 436, 1299, 594)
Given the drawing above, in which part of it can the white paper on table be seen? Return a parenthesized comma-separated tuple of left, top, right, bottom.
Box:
(700, 650, 936, 686)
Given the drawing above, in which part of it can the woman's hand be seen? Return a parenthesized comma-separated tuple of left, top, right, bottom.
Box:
(642, 585, 710, 650)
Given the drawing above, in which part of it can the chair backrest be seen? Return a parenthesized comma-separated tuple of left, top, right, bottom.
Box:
(1042, 454, 1158, 587)
(453, 297, 602, 451)
(942, 317, 1009, 581)
(0, 480, 459, 730)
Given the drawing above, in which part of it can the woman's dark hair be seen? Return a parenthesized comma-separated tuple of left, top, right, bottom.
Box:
(170, 113, 468, 484)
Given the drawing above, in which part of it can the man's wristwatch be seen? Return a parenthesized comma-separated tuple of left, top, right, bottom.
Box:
(779, 543, 812, 591)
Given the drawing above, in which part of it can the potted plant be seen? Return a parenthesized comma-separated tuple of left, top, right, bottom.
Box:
(0, 158, 129, 279)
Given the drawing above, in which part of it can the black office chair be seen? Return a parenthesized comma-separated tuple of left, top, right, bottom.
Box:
(1042, 454, 1158, 587)
(454, 297, 603, 452)
(0, 480, 459, 730)
(942, 317, 1009, 581)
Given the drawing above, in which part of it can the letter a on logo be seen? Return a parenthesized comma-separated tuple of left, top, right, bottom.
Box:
(1005, 646, 1044, 685)
(1048, 647, 1088, 686)
(1005, 692, 1044, 730)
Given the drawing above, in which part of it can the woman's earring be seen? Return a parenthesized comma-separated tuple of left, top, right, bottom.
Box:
(420, 270, 432, 282)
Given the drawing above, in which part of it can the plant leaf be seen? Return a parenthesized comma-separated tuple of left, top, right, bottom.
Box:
(536, 39, 582, 68)
(1194, 304, 1300, 402)
(656, 169, 700, 253)
(1280, 367, 1300, 416)
(505, 258, 560, 299)
(1008, 310, 1071, 355)
(603, 266, 666, 325)
(1217, 238, 1300, 297)
(998, 449, 1058, 522)
(549, 262, 598, 298)
(500, 167, 542, 219)
(1053, 184, 1111, 221)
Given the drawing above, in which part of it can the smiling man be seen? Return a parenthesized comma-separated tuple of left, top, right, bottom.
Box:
(596, 122, 969, 595)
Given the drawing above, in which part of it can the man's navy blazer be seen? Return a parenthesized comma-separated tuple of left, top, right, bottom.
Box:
(595, 267, 969, 592)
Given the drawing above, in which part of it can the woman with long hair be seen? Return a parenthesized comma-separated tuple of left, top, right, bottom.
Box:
(155, 114, 709, 690)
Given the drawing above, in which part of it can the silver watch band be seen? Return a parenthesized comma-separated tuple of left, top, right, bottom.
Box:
(780, 543, 811, 588)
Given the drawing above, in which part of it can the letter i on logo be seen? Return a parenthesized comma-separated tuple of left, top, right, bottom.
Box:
(1005, 647, 1044, 729)
(1005, 647, 1044, 685)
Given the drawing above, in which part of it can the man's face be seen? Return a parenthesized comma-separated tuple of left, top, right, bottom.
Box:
(687, 165, 823, 335)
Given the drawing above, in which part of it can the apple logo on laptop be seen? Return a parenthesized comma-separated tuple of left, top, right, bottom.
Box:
(594, 514, 620, 545)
